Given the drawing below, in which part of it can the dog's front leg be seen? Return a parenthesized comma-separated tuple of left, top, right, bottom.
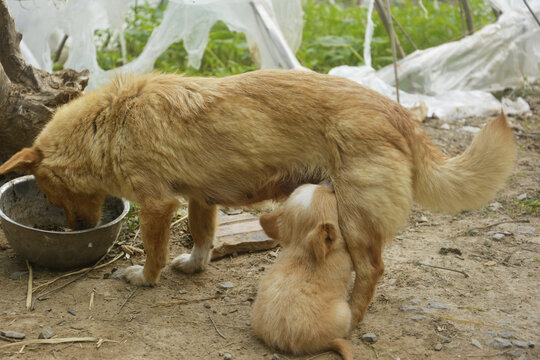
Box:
(171, 198, 217, 273)
(115, 200, 177, 286)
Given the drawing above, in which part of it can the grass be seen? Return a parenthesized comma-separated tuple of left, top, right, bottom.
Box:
(91, 0, 496, 76)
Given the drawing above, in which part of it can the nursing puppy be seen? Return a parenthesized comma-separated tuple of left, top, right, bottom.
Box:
(0, 70, 516, 324)
(252, 184, 353, 360)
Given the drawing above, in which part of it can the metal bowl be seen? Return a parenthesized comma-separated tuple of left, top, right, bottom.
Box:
(0, 175, 129, 269)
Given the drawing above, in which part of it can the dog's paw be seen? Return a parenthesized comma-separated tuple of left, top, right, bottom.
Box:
(170, 250, 210, 274)
(110, 265, 154, 286)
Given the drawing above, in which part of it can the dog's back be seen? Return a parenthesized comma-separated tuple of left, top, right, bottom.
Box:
(252, 184, 353, 359)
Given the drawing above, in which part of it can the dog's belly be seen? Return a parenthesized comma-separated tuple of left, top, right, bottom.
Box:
(172, 177, 324, 207)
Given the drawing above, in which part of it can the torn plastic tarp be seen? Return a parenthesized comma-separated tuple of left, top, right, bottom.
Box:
(331, 0, 538, 120)
(7, 0, 303, 89)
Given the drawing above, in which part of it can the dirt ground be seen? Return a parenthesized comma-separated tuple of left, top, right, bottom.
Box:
(0, 95, 538, 360)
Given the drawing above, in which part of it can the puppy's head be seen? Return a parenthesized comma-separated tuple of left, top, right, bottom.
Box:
(260, 184, 345, 262)
(0, 147, 105, 230)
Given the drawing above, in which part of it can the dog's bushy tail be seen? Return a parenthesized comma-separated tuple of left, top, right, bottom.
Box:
(412, 113, 516, 213)
(329, 338, 353, 360)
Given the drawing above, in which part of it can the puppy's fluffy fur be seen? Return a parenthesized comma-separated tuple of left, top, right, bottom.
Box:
(0, 70, 516, 323)
(253, 184, 353, 360)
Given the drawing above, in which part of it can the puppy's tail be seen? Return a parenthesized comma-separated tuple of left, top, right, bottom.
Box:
(329, 338, 353, 360)
(411, 113, 516, 213)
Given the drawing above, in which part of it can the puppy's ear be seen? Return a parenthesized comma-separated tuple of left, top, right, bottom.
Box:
(0, 147, 42, 174)
(309, 222, 338, 262)
(259, 210, 281, 240)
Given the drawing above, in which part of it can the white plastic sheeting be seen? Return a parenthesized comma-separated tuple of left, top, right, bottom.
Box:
(7, 0, 303, 89)
(331, 0, 539, 120)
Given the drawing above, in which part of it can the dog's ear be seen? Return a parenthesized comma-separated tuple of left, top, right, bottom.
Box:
(0, 147, 42, 174)
(259, 211, 281, 240)
(309, 222, 338, 262)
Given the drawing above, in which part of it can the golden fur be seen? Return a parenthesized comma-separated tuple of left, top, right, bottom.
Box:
(252, 184, 353, 359)
(0, 70, 516, 324)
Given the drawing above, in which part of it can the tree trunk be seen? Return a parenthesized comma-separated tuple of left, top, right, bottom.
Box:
(459, 0, 475, 35)
(0, 0, 89, 168)
(374, 0, 406, 59)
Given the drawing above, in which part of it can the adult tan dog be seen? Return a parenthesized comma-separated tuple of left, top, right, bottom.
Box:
(253, 184, 353, 360)
(0, 70, 515, 324)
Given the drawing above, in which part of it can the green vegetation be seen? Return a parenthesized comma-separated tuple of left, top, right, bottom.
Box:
(92, 0, 496, 76)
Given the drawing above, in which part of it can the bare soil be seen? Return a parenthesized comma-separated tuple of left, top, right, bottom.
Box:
(1, 97, 538, 360)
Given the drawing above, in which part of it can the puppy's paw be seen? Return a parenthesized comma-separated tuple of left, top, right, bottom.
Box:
(170, 250, 210, 274)
(111, 265, 154, 286)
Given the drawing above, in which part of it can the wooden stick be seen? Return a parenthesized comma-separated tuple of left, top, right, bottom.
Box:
(25, 260, 32, 311)
(0, 337, 100, 350)
(417, 261, 469, 278)
(152, 295, 223, 308)
(208, 312, 226, 339)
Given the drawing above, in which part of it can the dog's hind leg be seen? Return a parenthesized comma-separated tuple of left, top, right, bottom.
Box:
(115, 199, 178, 286)
(171, 198, 217, 273)
(334, 155, 413, 325)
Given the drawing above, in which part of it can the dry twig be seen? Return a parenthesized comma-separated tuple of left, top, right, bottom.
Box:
(0, 337, 100, 350)
(117, 288, 138, 314)
(32, 253, 124, 308)
(25, 260, 32, 311)
(89, 289, 96, 311)
(422, 311, 507, 329)
(208, 312, 226, 339)
(170, 214, 188, 229)
(417, 261, 469, 278)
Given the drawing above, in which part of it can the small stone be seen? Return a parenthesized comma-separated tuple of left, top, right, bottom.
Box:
(498, 331, 515, 339)
(459, 126, 481, 134)
(516, 193, 528, 201)
(484, 239, 492, 247)
(223, 353, 233, 360)
(411, 315, 425, 321)
(409, 298, 421, 305)
(362, 333, 377, 343)
(9, 271, 28, 280)
(527, 341, 535, 348)
(489, 202, 502, 211)
(271, 354, 280, 360)
(388, 278, 397, 285)
(258, 266, 265, 272)
(471, 339, 483, 349)
(38, 327, 55, 339)
(203, 302, 211, 309)
(488, 337, 512, 349)
(434, 343, 443, 351)
(508, 349, 524, 357)
(469, 229, 480, 236)
(484, 260, 497, 266)
(427, 302, 448, 310)
(517, 226, 535, 235)
(218, 281, 234, 289)
(67, 309, 76, 316)
(512, 340, 529, 348)
(440, 123, 450, 130)
(492, 233, 505, 241)
(419, 216, 429, 223)
(0, 331, 25, 339)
